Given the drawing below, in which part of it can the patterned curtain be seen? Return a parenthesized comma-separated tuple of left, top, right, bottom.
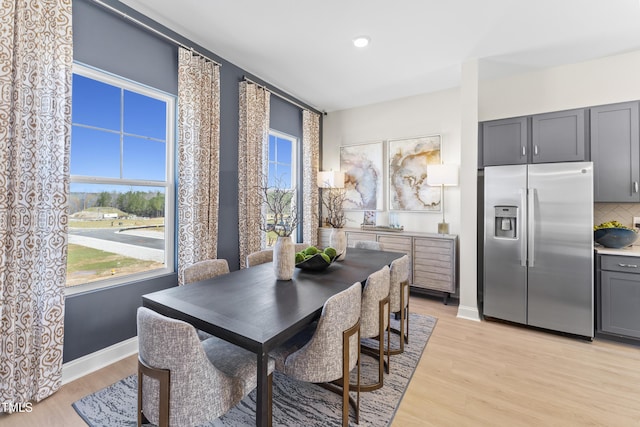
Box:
(0, 0, 72, 407)
(302, 110, 320, 246)
(238, 82, 270, 268)
(177, 48, 221, 285)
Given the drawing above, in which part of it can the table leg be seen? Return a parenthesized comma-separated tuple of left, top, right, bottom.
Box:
(256, 351, 270, 427)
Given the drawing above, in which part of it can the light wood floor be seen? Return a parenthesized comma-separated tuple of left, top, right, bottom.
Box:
(2, 295, 639, 427)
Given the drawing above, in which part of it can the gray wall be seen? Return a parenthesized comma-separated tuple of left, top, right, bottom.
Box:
(65, 0, 315, 363)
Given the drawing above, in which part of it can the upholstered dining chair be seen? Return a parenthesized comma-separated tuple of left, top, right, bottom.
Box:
(246, 249, 273, 267)
(357, 265, 391, 392)
(354, 240, 385, 251)
(182, 258, 230, 284)
(137, 307, 275, 427)
(271, 282, 362, 427)
(182, 258, 230, 340)
(388, 255, 411, 355)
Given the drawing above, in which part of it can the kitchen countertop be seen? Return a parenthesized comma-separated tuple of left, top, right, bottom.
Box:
(594, 244, 640, 257)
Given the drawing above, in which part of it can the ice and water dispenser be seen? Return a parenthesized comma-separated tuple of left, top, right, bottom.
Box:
(494, 206, 517, 239)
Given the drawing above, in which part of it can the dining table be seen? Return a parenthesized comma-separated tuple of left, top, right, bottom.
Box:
(141, 247, 404, 427)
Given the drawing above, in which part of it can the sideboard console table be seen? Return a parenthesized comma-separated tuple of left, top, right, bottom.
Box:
(318, 227, 458, 304)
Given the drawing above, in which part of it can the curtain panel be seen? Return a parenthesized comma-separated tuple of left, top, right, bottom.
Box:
(302, 110, 320, 246)
(0, 0, 72, 406)
(177, 47, 221, 285)
(238, 82, 270, 268)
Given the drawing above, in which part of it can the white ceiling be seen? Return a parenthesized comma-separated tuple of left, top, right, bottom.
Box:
(119, 0, 640, 112)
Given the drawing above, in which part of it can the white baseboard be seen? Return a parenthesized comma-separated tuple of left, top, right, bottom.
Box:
(456, 305, 481, 322)
(62, 337, 138, 385)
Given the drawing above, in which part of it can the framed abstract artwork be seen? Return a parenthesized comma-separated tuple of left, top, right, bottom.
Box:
(388, 135, 442, 211)
(340, 142, 384, 211)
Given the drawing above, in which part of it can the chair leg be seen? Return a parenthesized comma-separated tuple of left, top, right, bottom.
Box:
(388, 280, 410, 355)
(339, 318, 360, 426)
(268, 372, 273, 427)
(138, 357, 170, 427)
(356, 296, 389, 392)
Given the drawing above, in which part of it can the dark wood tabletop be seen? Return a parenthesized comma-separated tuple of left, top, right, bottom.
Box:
(141, 247, 404, 427)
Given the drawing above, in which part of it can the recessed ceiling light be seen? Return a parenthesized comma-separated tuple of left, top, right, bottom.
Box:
(353, 36, 370, 48)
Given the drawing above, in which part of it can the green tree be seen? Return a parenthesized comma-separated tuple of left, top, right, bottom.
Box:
(96, 191, 112, 207)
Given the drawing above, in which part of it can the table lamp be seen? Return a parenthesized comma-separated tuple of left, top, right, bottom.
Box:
(426, 164, 459, 234)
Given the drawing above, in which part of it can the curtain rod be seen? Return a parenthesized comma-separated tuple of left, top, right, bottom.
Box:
(243, 76, 318, 113)
(90, 0, 222, 67)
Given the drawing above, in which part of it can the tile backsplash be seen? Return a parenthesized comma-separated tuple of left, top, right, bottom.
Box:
(594, 203, 640, 229)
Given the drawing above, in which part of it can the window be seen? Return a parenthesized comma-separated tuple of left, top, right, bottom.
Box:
(265, 130, 298, 247)
(67, 63, 175, 292)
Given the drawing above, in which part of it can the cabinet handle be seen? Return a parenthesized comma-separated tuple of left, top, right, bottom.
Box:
(522, 146, 526, 156)
(634, 182, 639, 193)
(534, 145, 539, 156)
(618, 263, 638, 268)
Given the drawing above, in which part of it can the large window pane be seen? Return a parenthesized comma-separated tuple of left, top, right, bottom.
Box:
(72, 74, 120, 130)
(123, 136, 166, 181)
(124, 90, 167, 139)
(71, 126, 120, 178)
(67, 183, 166, 287)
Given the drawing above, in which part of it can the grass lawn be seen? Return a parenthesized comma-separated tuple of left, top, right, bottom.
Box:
(66, 244, 163, 287)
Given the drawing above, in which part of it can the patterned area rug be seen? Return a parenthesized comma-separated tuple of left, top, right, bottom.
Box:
(72, 313, 436, 427)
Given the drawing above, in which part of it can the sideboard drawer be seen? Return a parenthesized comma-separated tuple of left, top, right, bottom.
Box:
(378, 235, 412, 254)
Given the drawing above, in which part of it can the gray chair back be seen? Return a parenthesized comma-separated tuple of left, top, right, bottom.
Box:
(137, 307, 236, 426)
(281, 281, 361, 383)
(183, 259, 229, 284)
(360, 265, 390, 338)
(246, 249, 273, 267)
(389, 255, 410, 312)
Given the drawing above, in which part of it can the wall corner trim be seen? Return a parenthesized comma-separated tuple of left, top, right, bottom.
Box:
(456, 305, 481, 322)
(62, 336, 138, 385)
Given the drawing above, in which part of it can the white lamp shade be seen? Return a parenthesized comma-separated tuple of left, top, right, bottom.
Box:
(427, 164, 459, 186)
(317, 171, 345, 188)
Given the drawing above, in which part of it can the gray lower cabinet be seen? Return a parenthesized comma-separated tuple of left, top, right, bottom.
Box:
(531, 108, 588, 163)
(319, 228, 458, 301)
(591, 101, 640, 202)
(598, 254, 640, 340)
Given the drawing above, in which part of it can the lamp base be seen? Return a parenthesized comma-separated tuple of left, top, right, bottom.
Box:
(437, 222, 449, 235)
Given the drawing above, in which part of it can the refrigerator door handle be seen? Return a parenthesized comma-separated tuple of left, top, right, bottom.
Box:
(520, 188, 527, 267)
(528, 188, 536, 268)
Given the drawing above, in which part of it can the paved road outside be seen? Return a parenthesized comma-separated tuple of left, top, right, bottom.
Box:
(68, 228, 164, 263)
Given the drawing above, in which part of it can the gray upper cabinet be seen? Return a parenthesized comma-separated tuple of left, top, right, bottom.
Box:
(531, 108, 588, 163)
(481, 117, 528, 167)
(591, 101, 640, 202)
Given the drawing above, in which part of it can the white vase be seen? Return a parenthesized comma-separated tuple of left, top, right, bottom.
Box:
(273, 236, 295, 280)
(330, 228, 347, 261)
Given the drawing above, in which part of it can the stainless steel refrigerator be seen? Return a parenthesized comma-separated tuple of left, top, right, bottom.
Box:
(483, 162, 594, 338)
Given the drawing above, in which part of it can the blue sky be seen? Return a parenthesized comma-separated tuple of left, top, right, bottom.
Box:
(268, 134, 292, 188)
(71, 74, 167, 187)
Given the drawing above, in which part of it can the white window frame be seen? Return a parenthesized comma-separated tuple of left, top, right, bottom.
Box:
(266, 129, 300, 245)
(66, 62, 176, 295)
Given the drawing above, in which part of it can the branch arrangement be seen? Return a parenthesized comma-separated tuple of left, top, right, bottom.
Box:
(321, 188, 346, 228)
(258, 175, 300, 237)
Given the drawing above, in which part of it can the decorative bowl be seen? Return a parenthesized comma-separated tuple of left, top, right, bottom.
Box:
(594, 227, 638, 248)
(295, 253, 338, 271)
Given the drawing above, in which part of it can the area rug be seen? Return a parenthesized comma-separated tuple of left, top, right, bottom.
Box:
(72, 313, 436, 427)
